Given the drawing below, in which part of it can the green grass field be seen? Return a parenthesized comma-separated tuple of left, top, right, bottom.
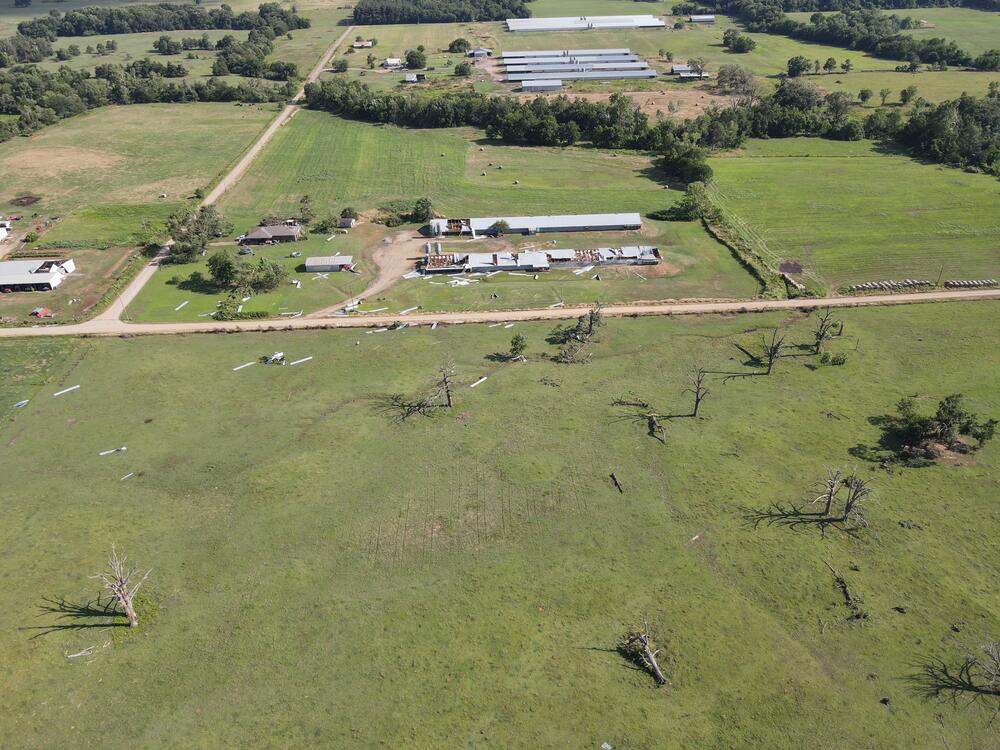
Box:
(709, 138, 1000, 289)
(1, 301, 998, 747)
(218, 110, 681, 230)
(810, 69, 1000, 104)
(33, 29, 235, 78)
(788, 7, 1000, 57)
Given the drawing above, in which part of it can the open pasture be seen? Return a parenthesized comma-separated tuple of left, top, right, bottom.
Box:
(788, 7, 1000, 57)
(0, 302, 998, 747)
(709, 138, 1000, 289)
(811, 69, 1000, 104)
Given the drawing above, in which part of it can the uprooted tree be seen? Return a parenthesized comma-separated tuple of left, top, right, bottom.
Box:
(550, 303, 604, 364)
(618, 618, 669, 686)
(613, 394, 667, 444)
(909, 639, 1000, 716)
(380, 361, 457, 421)
(92, 545, 151, 628)
(852, 394, 997, 468)
(745, 468, 874, 534)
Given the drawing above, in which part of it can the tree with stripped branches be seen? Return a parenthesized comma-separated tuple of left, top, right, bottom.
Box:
(683, 366, 710, 417)
(92, 545, 151, 628)
(813, 308, 843, 354)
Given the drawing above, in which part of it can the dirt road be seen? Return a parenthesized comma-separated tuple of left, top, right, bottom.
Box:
(93, 27, 355, 323)
(4, 288, 998, 339)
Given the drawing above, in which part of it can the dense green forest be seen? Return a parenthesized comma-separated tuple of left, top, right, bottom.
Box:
(352, 0, 530, 25)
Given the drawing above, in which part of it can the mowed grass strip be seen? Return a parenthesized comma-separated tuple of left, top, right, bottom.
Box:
(710, 138, 1000, 287)
(0, 302, 998, 747)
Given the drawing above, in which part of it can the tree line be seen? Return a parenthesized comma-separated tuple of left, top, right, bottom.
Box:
(0, 65, 292, 144)
(352, 0, 530, 24)
(17, 2, 309, 40)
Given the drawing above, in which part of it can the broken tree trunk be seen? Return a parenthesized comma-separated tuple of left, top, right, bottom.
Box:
(610, 472, 624, 493)
(619, 620, 668, 686)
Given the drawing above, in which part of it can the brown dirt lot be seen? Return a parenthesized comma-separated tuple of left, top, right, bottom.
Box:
(1, 147, 124, 179)
(518, 88, 730, 119)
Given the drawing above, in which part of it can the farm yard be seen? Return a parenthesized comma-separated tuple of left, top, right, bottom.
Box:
(0, 103, 276, 324)
(1, 302, 999, 747)
(709, 138, 1000, 290)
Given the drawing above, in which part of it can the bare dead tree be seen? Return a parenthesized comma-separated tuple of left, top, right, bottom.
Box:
(743, 468, 874, 536)
(840, 473, 873, 528)
(908, 640, 1000, 716)
(618, 618, 668, 686)
(434, 360, 456, 409)
(762, 328, 786, 375)
(584, 302, 604, 338)
(810, 469, 844, 517)
(375, 361, 458, 421)
(813, 308, 843, 354)
(92, 545, 150, 628)
(683, 366, 710, 417)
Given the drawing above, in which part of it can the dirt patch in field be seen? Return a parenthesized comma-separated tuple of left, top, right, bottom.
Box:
(780, 260, 804, 274)
(514, 88, 730, 120)
(2, 147, 123, 179)
(636, 262, 682, 278)
(9, 195, 42, 207)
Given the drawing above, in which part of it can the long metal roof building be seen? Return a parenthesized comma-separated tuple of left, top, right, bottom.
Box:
(502, 54, 640, 66)
(501, 48, 633, 58)
(506, 15, 666, 32)
(429, 213, 643, 237)
(507, 69, 657, 81)
(505, 61, 651, 74)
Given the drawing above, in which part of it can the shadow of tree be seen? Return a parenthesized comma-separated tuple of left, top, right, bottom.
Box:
(23, 596, 127, 639)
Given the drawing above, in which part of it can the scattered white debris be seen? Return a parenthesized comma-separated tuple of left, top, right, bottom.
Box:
(197, 313, 213, 318)
(399, 306, 419, 315)
(508, 272, 532, 277)
(14, 399, 29, 408)
(120, 472, 135, 481)
(402, 271, 421, 280)
(395, 322, 409, 330)
(232, 361, 256, 371)
(53, 385, 80, 397)
(67, 647, 94, 659)
(573, 265, 595, 276)
(279, 310, 304, 317)
(688, 533, 702, 544)
(326, 234, 337, 241)
(363, 307, 388, 313)
(504, 323, 515, 329)
(236, 304, 243, 313)
(470, 376, 488, 388)
(292, 279, 302, 288)
(311, 274, 328, 281)
(99, 447, 127, 456)
(241, 296, 252, 302)
(289, 356, 313, 366)
(290, 311, 302, 318)
(431, 322, 438, 330)
(548, 302, 564, 309)
(367, 327, 388, 334)
(488, 322, 503, 328)
(486, 270, 502, 277)
(174, 300, 189, 311)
